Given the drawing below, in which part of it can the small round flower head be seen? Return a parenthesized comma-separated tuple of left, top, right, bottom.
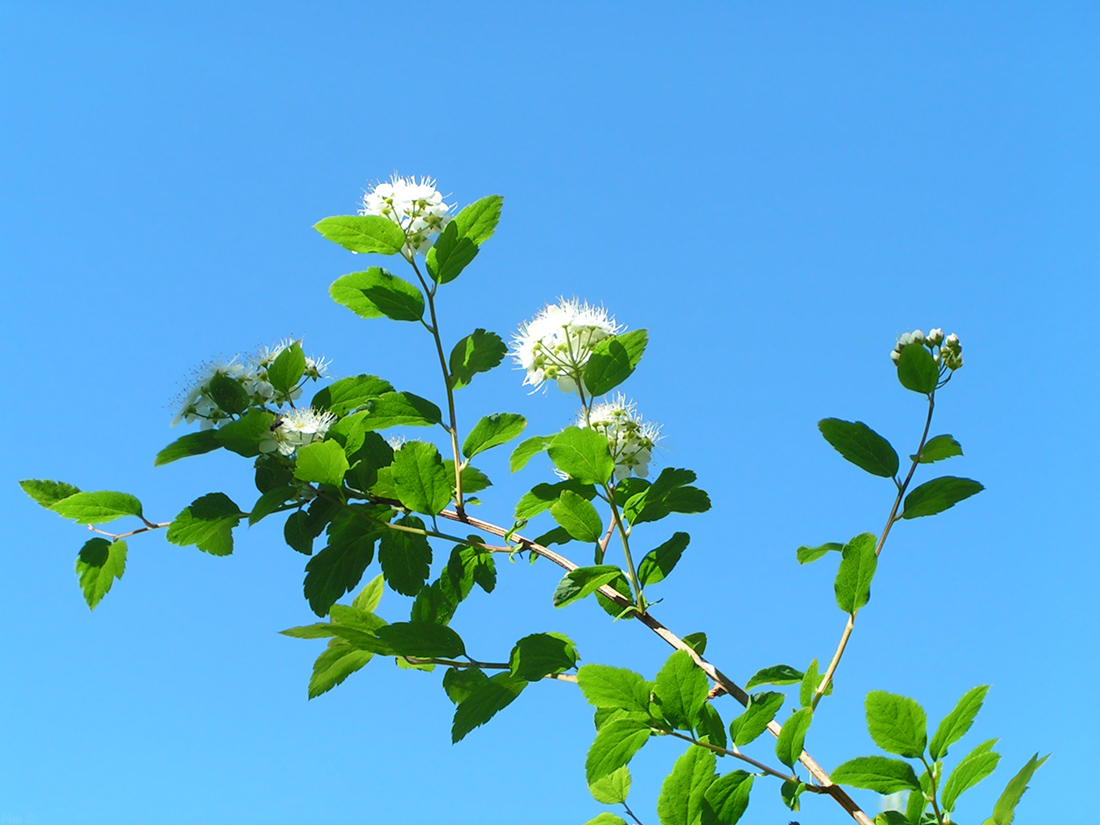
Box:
(171, 358, 245, 428)
(578, 394, 661, 481)
(890, 327, 964, 374)
(359, 174, 455, 259)
(259, 407, 337, 457)
(927, 328, 944, 346)
(512, 298, 622, 396)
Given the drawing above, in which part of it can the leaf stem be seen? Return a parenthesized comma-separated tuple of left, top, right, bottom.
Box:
(400, 656, 578, 682)
(86, 522, 169, 541)
(604, 483, 645, 609)
(919, 756, 946, 825)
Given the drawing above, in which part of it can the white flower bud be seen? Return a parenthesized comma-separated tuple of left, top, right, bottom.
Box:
(890, 350, 901, 365)
(927, 328, 944, 345)
(911, 329, 925, 344)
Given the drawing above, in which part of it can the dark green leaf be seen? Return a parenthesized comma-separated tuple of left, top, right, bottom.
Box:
(376, 621, 465, 658)
(682, 632, 707, 655)
(548, 427, 615, 485)
(585, 714, 653, 784)
(943, 741, 1000, 812)
(637, 532, 690, 587)
(255, 453, 294, 493)
(656, 745, 715, 825)
(873, 813, 909, 825)
(654, 649, 709, 732)
(154, 431, 221, 466)
(346, 431, 395, 492)
(703, 770, 753, 825)
(897, 344, 939, 394)
(215, 409, 277, 458)
(75, 538, 127, 610)
(594, 574, 635, 620)
(449, 329, 507, 389)
(745, 664, 804, 690)
(550, 490, 604, 543)
(208, 371, 249, 415)
(930, 685, 990, 760)
(463, 412, 526, 459)
(583, 329, 649, 396)
(445, 461, 491, 495)
(308, 639, 373, 699)
(589, 765, 631, 805)
(988, 753, 1048, 825)
(902, 477, 984, 519)
(515, 479, 596, 520)
(865, 691, 928, 758)
(311, 374, 394, 415)
(51, 490, 143, 525)
(552, 565, 623, 608)
(425, 220, 479, 284)
(248, 486, 295, 526)
(391, 441, 452, 515)
(284, 510, 314, 555)
(834, 532, 878, 614)
(623, 468, 710, 525)
(378, 516, 432, 596)
(267, 341, 306, 394)
(818, 419, 900, 479)
(19, 479, 81, 508)
(576, 664, 652, 714)
(780, 780, 806, 813)
(509, 435, 554, 472)
(303, 511, 377, 616)
(294, 440, 350, 488)
(730, 692, 785, 747)
(796, 542, 843, 565)
(329, 267, 424, 321)
(314, 215, 405, 255)
(166, 493, 243, 556)
(533, 526, 574, 548)
(443, 667, 489, 705)
(913, 434, 963, 464)
(509, 632, 578, 681)
(451, 671, 526, 743)
(360, 391, 442, 429)
(775, 708, 813, 769)
(831, 756, 921, 793)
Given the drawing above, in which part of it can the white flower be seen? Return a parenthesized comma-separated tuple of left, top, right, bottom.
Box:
(927, 328, 944, 346)
(578, 394, 661, 481)
(512, 298, 622, 395)
(171, 358, 245, 428)
(359, 174, 455, 259)
(259, 407, 337, 457)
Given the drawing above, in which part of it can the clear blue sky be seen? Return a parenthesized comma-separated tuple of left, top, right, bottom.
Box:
(4, 4, 1097, 824)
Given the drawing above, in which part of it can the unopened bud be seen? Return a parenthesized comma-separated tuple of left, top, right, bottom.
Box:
(927, 328, 944, 345)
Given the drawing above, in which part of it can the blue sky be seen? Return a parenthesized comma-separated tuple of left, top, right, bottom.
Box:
(4, 3, 1097, 824)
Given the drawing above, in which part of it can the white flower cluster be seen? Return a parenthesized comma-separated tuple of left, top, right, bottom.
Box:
(512, 298, 622, 396)
(359, 174, 455, 259)
(259, 408, 337, 457)
(579, 394, 661, 481)
(172, 339, 330, 428)
(891, 328, 963, 371)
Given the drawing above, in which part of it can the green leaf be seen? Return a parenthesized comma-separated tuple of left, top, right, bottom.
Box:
(166, 493, 243, 556)
(906, 787, 927, 824)
(463, 412, 526, 459)
(248, 486, 295, 526)
(594, 574, 634, 620)
(443, 667, 489, 705)
(308, 640, 373, 699)
(552, 565, 623, 608)
(930, 685, 990, 760)
(656, 744, 715, 825)
(703, 771, 753, 825)
(207, 371, 249, 415)
(831, 756, 922, 793)
(897, 343, 939, 394)
(378, 515, 433, 596)
(154, 431, 221, 466)
(425, 196, 503, 284)
(75, 538, 127, 610)
(913, 434, 963, 464)
(352, 573, 385, 612)
(449, 329, 507, 389)
(796, 541, 843, 565)
(865, 691, 928, 758)
(654, 649, 709, 731)
(51, 491, 143, 525)
(294, 440, 350, 488)
(376, 622, 466, 658)
(451, 671, 526, 743)
(818, 419, 900, 479)
(834, 532, 878, 614)
(585, 714, 653, 785)
(902, 477, 984, 519)
(534, 526, 574, 548)
(622, 468, 710, 526)
(780, 780, 806, 813)
(215, 409, 277, 458)
(729, 691, 785, 747)
(582, 815, 628, 825)
(873, 813, 909, 825)
(637, 532, 690, 587)
(745, 664, 804, 690)
(799, 659, 821, 708)
(509, 632, 579, 681)
(583, 329, 649, 396)
(550, 490, 604, 543)
(682, 633, 707, 655)
(360, 391, 442, 429)
(697, 702, 727, 751)
(515, 479, 596, 520)
(302, 507, 378, 616)
(19, 479, 81, 508)
(576, 664, 652, 714)
(311, 374, 394, 415)
(314, 214, 405, 255)
(775, 708, 813, 769)
(548, 427, 615, 485)
(943, 741, 1001, 812)
(329, 267, 424, 321)
(453, 195, 503, 246)
(987, 753, 1048, 825)
(509, 435, 554, 473)
(267, 341, 306, 394)
(392, 441, 452, 515)
(589, 765, 631, 805)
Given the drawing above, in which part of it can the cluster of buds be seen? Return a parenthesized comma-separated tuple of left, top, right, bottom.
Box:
(891, 328, 963, 371)
(579, 394, 661, 481)
(259, 408, 338, 458)
(359, 174, 455, 259)
(511, 298, 622, 396)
